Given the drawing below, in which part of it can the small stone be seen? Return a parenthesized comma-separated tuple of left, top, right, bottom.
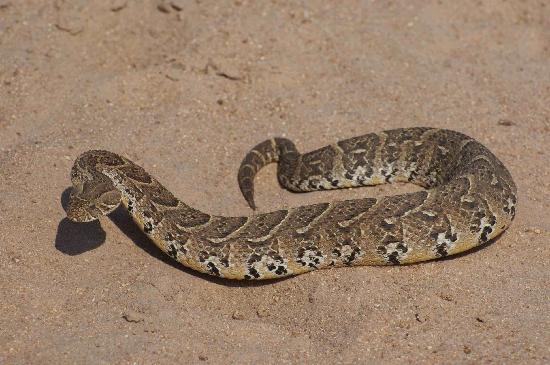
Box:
(463, 345, 472, 354)
(497, 119, 514, 126)
(171, 61, 186, 71)
(55, 9, 84, 36)
(164, 71, 181, 81)
(157, 2, 171, 13)
(256, 306, 270, 318)
(524, 227, 542, 234)
(216, 68, 242, 81)
(164, 62, 185, 80)
(231, 310, 244, 320)
(55, 20, 84, 35)
(110, 0, 127, 12)
(205, 60, 242, 81)
(0, 1, 11, 10)
(198, 354, 208, 361)
(170, 0, 184, 11)
(122, 310, 144, 323)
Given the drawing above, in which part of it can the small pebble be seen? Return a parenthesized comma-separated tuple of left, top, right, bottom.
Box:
(164, 71, 181, 81)
(439, 293, 454, 302)
(55, 20, 84, 35)
(231, 310, 244, 320)
(524, 227, 542, 234)
(171, 61, 186, 71)
(463, 345, 472, 354)
(497, 119, 514, 126)
(157, 2, 171, 13)
(170, 0, 184, 11)
(110, 0, 127, 12)
(198, 354, 208, 361)
(122, 310, 144, 323)
(256, 306, 270, 318)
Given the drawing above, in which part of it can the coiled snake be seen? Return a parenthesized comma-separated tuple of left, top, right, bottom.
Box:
(67, 127, 517, 280)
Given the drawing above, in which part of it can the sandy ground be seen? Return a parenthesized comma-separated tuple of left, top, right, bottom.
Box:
(1, 1, 549, 364)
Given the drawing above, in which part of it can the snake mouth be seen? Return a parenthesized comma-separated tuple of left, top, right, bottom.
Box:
(66, 178, 122, 222)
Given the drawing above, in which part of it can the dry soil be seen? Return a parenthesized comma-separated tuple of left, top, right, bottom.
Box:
(1, 1, 549, 364)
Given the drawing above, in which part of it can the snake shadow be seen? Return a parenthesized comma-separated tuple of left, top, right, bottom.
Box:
(438, 231, 502, 262)
(55, 188, 286, 287)
(55, 189, 106, 255)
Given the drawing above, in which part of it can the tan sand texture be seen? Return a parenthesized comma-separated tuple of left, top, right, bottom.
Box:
(0, 1, 549, 364)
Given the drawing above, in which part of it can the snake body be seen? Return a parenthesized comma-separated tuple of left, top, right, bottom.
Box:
(67, 127, 517, 280)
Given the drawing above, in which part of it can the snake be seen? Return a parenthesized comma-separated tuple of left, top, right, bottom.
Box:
(66, 127, 517, 280)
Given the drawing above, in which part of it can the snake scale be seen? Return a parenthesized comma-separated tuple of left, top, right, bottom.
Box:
(67, 127, 517, 280)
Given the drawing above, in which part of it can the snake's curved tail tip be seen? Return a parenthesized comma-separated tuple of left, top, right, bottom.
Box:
(245, 195, 257, 210)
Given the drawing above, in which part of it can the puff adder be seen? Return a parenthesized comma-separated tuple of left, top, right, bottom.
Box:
(67, 127, 517, 280)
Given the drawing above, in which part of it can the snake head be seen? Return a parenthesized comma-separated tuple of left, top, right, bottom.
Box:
(67, 186, 121, 222)
(67, 159, 122, 222)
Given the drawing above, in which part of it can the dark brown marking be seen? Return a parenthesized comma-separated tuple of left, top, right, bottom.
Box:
(167, 205, 211, 229)
(141, 183, 179, 207)
(119, 164, 153, 184)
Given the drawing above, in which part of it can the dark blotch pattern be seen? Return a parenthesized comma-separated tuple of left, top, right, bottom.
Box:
(119, 164, 152, 184)
(167, 243, 178, 259)
(296, 245, 324, 268)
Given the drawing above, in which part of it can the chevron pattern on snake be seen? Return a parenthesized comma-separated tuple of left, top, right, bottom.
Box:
(67, 127, 517, 280)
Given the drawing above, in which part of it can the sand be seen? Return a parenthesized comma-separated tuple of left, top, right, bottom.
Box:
(1, 1, 549, 364)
